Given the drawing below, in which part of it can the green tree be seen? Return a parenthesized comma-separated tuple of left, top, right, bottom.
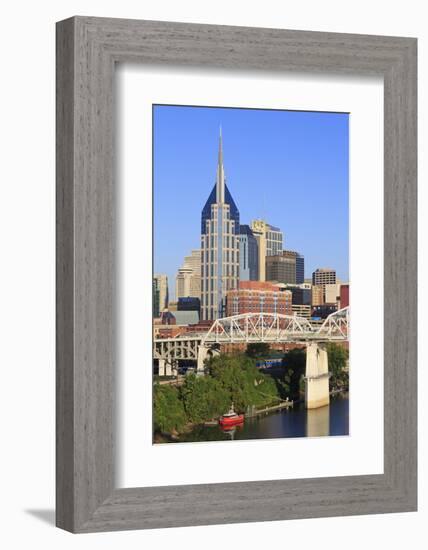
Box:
(153, 384, 186, 434)
(180, 374, 229, 423)
(207, 354, 280, 411)
(282, 348, 306, 399)
(246, 342, 270, 358)
(326, 343, 349, 389)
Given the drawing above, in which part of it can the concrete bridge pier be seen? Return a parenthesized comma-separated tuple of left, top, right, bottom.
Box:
(196, 345, 220, 374)
(304, 343, 330, 409)
(158, 359, 165, 377)
(171, 360, 179, 377)
(197, 346, 210, 374)
(158, 359, 173, 377)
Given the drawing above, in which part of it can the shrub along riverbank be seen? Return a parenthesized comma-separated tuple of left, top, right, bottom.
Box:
(153, 344, 349, 437)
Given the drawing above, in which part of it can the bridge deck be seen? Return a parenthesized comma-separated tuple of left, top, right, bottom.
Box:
(154, 334, 347, 344)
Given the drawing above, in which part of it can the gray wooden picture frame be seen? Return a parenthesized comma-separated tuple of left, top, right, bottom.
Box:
(56, 16, 417, 533)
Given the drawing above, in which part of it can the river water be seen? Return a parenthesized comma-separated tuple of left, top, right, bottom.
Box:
(178, 393, 349, 443)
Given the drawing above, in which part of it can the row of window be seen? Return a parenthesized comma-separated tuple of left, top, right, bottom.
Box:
(201, 277, 238, 293)
(229, 291, 290, 300)
(201, 306, 218, 320)
(200, 250, 240, 268)
(201, 234, 239, 249)
(204, 218, 237, 235)
(230, 306, 291, 315)
(210, 204, 232, 216)
(230, 296, 291, 302)
(201, 293, 217, 307)
(200, 263, 239, 281)
(267, 244, 283, 255)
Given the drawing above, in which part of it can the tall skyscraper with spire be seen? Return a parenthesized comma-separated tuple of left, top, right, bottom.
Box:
(200, 130, 240, 320)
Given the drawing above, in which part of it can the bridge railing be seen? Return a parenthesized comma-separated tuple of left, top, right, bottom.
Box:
(316, 306, 349, 338)
(201, 312, 319, 344)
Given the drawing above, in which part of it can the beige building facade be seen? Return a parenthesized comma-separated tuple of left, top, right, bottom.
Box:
(292, 304, 312, 318)
(250, 219, 283, 282)
(153, 273, 169, 312)
(311, 284, 324, 306)
(325, 283, 341, 305)
(175, 249, 201, 301)
(312, 268, 337, 301)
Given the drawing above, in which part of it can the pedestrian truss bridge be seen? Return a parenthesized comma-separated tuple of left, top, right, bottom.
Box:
(154, 307, 349, 365)
(201, 306, 349, 344)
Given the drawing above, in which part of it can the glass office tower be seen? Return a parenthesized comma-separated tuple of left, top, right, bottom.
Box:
(200, 130, 240, 320)
(239, 224, 259, 281)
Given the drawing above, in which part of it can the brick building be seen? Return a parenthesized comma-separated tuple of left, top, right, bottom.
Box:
(226, 281, 292, 316)
(340, 284, 350, 308)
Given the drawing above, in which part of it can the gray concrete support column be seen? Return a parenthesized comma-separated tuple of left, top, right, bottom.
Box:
(171, 361, 178, 377)
(158, 359, 166, 377)
(197, 346, 208, 373)
(305, 343, 330, 409)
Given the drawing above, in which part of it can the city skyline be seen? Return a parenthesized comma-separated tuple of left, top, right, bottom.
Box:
(154, 104, 349, 300)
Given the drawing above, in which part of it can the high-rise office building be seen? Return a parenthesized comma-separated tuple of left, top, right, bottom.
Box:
(153, 279, 160, 318)
(239, 224, 259, 281)
(312, 268, 337, 287)
(175, 249, 201, 300)
(266, 251, 296, 285)
(184, 249, 201, 296)
(153, 274, 169, 315)
(312, 268, 337, 301)
(295, 254, 305, 284)
(250, 219, 283, 281)
(265, 224, 283, 256)
(175, 266, 193, 300)
(200, 130, 240, 320)
(265, 249, 304, 286)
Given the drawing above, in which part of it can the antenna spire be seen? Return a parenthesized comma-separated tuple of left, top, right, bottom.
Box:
(216, 126, 225, 203)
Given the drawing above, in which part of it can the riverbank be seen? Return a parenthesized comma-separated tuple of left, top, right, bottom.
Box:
(153, 398, 285, 442)
(153, 354, 283, 437)
(154, 391, 349, 443)
(153, 420, 198, 443)
(156, 393, 349, 443)
(153, 348, 349, 442)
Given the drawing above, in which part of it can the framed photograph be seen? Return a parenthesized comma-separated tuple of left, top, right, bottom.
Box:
(151, 105, 350, 446)
(56, 16, 417, 532)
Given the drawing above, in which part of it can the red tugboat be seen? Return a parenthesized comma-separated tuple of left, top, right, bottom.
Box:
(219, 403, 244, 427)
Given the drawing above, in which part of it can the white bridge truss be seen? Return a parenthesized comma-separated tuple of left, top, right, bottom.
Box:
(317, 306, 349, 339)
(153, 338, 201, 362)
(154, 307, 349, 363)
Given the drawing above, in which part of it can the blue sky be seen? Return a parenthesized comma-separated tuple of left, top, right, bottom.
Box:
(153, 105, 349, 298)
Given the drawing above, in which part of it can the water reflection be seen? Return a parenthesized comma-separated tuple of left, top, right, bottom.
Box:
(307, 405, 330, 437)
(177, 394, 349, 443)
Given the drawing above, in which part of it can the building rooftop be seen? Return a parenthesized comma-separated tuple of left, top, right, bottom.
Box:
(172, 310, 200, 326)
(238, 281, 281, 291)
(239, 224, 255, 236)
